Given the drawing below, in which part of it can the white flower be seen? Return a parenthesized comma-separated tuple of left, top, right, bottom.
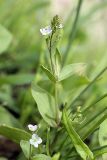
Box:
(29, 134, 42, 148)
(40, 26, 52, 36)
(57, 24, 63, 29)
(28, 124, 37, 132)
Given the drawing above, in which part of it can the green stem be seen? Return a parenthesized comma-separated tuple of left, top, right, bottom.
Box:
(55, 82, 59, 124)
(46, 127, 50, 156)
(62, 0, 83, 65)
(29, 144, 31, 160)
(49, 33, 59, 125)
(49, 34, 54, 74)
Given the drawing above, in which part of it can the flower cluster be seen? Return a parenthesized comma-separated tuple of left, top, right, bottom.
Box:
(40, 15, 63, 36)
(28, 124, 42, 148)
(40, 24, 63, 36)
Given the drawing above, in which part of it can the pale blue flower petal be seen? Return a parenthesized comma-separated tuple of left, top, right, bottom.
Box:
(40, 26, 52, 36)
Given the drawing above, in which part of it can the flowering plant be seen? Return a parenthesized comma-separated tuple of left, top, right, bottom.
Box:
(19, 15, 107, 160)
(0, 12, 107, 160)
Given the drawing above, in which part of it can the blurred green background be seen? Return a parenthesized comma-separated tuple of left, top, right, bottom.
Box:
(0, 0, 107, 159)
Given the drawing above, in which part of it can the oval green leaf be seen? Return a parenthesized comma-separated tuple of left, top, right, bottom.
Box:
(31, 83, 57, 127)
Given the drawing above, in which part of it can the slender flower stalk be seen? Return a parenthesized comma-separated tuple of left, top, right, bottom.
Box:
(55, 82, 59, 124)
(29, 144, 32, 160)
(40, 15, 63, 125)
(48, 32, 60, 124)
(49, 33, 55, 74)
